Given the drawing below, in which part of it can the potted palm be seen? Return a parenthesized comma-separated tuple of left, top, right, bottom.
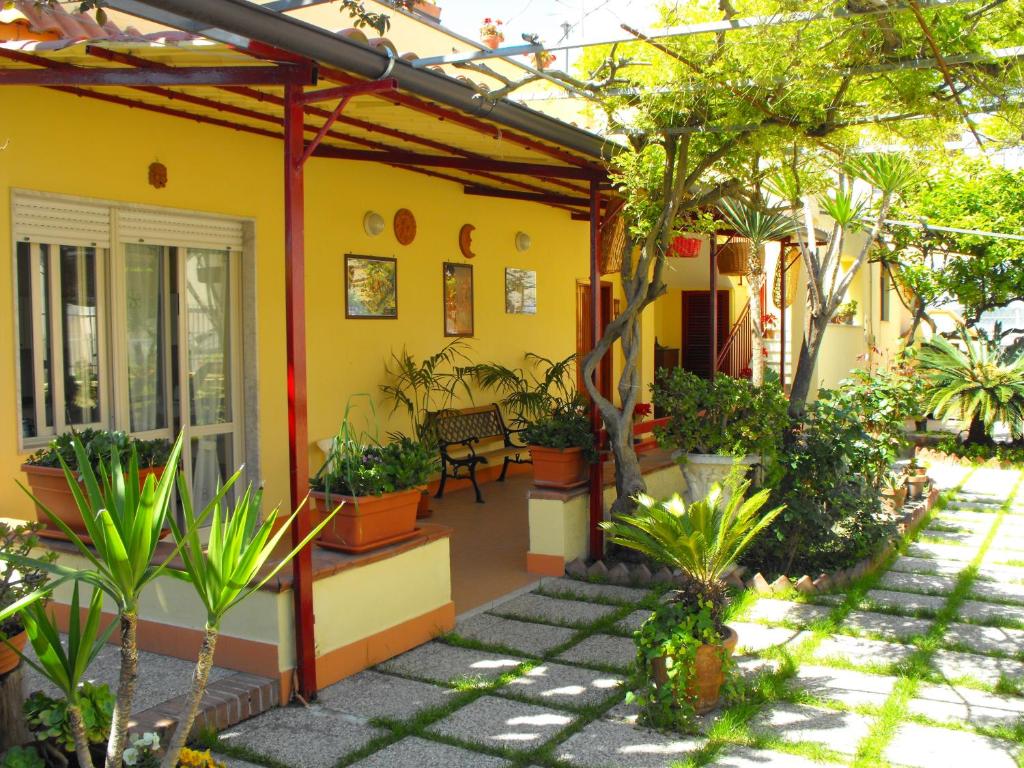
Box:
(602, 481, 783, 728)
(652, 369, 788, 505)
(881, 470, 907, 511)
(21, 430, 171, 541)
(521, 398, 596, 489)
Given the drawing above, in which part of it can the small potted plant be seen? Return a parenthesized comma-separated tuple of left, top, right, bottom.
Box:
(521, 398, 596, 490)
(480, 17, 504, 48)
(21, 430, 171, 540)
(602, 481, 783, 729)
(906, 458, 928, 499)
(881, 470, 907, 511)
(761, 312, 778, 339)
(0, 522, 53, 677)
(832, 299, 858, 324)
(533, 50, 556, 70)
(310, 433, 436, 553)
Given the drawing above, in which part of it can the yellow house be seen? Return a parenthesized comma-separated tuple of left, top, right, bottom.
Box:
(0, 0, 912, 712)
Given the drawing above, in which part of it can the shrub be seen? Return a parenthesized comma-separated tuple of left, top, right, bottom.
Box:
(0, 521, 54, 638)
(25, 429, 171, 472)
(24, 684, 114, 755)
(312, 436, 437, 497)
(651, 369, 789, 462)
(520, 398, 597, 461)
(930, 434, 1024, 465)
(831, 367, 927, 460)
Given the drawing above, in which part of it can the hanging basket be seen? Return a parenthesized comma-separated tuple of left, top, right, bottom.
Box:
(773, 245, 802, 309)
(670, 236, 701, 258)
(716, 239, 751, 276)
(600, 198, 627, 275)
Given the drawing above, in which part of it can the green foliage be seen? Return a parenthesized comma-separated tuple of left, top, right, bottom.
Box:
(0, 521, 54, 636)
(0, 747, 44, 768)
(932, 435, 1024, 465)
(24, 683, 114, 753)
(917, 329, 1024, 442)
(25, 429, 171, 472)
(652, 369, 789, 461)
(337, 0, 415, 35)
(472, 353, 577, 427)
(379, 341, 474, 443)
(312, 436, 437, 497)
(831, 367, 927, 461)
(520, 398, 597, 461)
(716, 199, 795, 255)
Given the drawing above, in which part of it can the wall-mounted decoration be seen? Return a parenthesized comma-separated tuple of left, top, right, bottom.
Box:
(363, 211, 385, 236)
(505, 268, 537, 314)
(394, 208, 417, 245)
(345, 255, 398, 319)
(514, 231, 532, 253)
(459, 224, 476, 258)
(443, 262, 474, 337)
(148, 161, 167, 189)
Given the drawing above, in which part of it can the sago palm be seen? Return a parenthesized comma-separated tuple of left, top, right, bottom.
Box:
(917, 329, 1024, 443)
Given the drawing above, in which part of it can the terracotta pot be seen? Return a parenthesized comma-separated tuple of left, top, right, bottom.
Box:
(414, 1, 441, 20)
(482, 33, 503, 49)
(311, 487, 420, 554)
(907, 476, 927, 500)
(652, 626, 738, 715)
(882, 486, 907, 511)
(0, 629, 27, 676)
(21, 464, 164, 540)
(416, 487, 432, 519)
(529, 446, 587, 489)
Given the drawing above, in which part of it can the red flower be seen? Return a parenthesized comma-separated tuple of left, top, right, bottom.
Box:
(633, 402, 653, 418)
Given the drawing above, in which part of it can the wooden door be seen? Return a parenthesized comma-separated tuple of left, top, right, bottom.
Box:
(680, 290, 730, 379)
(576, 282, 614, 401)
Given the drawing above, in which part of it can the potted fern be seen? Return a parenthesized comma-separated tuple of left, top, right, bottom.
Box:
(602, 481, 783, 729)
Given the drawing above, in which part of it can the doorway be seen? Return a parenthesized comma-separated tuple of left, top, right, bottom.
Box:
(576, 281, 614, 400)
(681, 290, 730, 378)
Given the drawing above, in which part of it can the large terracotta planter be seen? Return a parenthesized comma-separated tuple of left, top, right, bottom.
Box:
(674, 453, 757, 506)
(311, 487, 420, 554)
(0, 629, 27, 676)
(652, 626, 738, 715)
(530, 446, 587, 490)
(21, 464, 164, 541)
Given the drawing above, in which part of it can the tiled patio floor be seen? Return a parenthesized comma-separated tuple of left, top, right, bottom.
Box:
(200, 461, 1024, 767)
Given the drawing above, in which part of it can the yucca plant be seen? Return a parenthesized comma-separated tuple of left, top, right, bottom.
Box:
(917, 328, 1024, 444)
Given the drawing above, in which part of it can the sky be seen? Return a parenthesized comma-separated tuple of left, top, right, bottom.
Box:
(433, 0, 661, 70)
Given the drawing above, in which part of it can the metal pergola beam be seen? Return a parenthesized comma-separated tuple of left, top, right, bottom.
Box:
(0, 64, 311, 87)
(412, 43, 544, 68)
(463, 185, 589, 208)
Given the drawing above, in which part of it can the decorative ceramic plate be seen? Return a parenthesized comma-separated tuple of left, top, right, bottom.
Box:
(394, 208, 417, 245)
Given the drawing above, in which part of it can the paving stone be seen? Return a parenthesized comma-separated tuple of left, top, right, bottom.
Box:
(971, 580, 1024, 605)
(958, 599, 1024, 625)
(454, 614, 575, 655)
(890, 556, 964, 576)
(426, 695, 575, 752)
(729, 622, 807, 654)
(749, 702, 871, 755)
(946, 500, 1003, 511)
(378, 642, 526, 685)
(843, 610, 933, 640)
(735, 655, 782, 680)
(743, 598, 830, 626)
(501, 662, 624, 709)
(538, 577, 650, 605)
(221, 705, 384, 768)
(908, 682, 1024, 728)
(978, 564, 1024, 583)
(885, 722, 1019, 768)
(556, 634, 636, 671)
(490, 593, 619, 627)
(877, 571, 957, 595)
(317, 670, 453, 722)
(922, 529, 986, 545)
(812, 634, 915, 666)
(791, 664, 899, 707)
(908, 542, 975, 561)
(707, 746, 832, 768)
(553, 718, 702, 768)
(931, 648, 1024, 686)
(866, 589, 946, 614)
(348, 737, 511, 768)
(945, 622, 1024, 655)
(614, 609, 654, 634)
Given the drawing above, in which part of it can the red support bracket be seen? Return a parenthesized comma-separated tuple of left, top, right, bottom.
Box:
(298, 79, 397, 168)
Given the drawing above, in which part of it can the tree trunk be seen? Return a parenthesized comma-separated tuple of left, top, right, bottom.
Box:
(67, 703, 95, 768)
(162, 627, 219, 768)
(966, 415, 990, 445)
(788, 314, 829, 418)
(0, 664, 30, 750)
(749, 270, 765, 387)
(105, 611, 138, 768)
(608, 426, 645, 517)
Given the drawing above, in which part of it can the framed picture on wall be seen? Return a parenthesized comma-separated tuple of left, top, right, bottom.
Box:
(345, 255, 397, 319)
(505, 268, 537, 314)
(443, 262, 474, 336)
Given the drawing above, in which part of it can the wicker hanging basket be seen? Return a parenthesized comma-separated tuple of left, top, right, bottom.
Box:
(716, 238, 751, 276)
(600, 198, 627, 275)
(773, 245, 802, 309)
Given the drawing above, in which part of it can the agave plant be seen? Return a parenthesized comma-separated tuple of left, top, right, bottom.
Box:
(601, 481, 783, 626)
(917, 328, 1024, 444)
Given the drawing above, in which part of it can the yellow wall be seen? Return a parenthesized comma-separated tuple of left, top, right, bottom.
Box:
(0, 87, 593, 518)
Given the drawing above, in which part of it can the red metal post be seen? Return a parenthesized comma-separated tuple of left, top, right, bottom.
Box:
(780, 242, 788, 389)
(710, 238, 719, 376)
(284, 82, 317, 701)
(588, 180, 605, 561)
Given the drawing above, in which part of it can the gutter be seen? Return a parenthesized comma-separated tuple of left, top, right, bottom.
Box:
(107, 0, 615, 163)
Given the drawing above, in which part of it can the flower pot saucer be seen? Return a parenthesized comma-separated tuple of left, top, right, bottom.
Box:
(316, 527, 421, 554)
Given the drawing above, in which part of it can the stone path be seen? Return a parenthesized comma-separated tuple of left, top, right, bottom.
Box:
(211, 462, 1024, 768)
